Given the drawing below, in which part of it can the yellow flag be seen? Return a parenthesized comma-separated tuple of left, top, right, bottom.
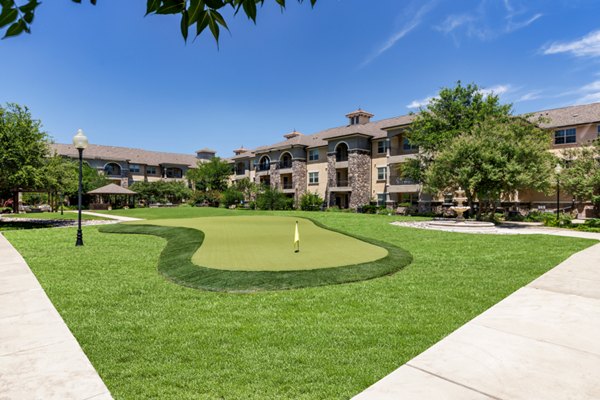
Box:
(294, 221, 300, 252)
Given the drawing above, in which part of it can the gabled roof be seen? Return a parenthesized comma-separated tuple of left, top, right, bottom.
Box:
(87, 183, 136, 195)
(50, 143, 202, 168)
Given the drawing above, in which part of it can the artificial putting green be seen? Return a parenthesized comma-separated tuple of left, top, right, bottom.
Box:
(100, 215, 411, 292)
(131, 216, 387, 271)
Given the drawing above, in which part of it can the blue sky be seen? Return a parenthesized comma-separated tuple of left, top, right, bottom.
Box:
(1, 0, 600, 157)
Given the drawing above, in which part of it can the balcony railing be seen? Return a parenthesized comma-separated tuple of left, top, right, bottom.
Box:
(256, 163, 270, 171)
(390, 176, 418, 185)
(335, 179, 349, 187)
(279, 161, 293, 169)
(282, 182, 293, 189)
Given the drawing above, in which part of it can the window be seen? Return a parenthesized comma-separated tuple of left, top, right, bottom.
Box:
(165, 167, 183, 178)
(129, 164, 140, 173)
(236, 162, 245, 175)
(147, 166, 157, 175)
(597, 125, 600, 138)
(335, 143, 348, 162)
(308, 149, 319, 161)
(308, 171, 319, 184)
(377, 140, 389, 154)
(377, 193, 386, 206)
(258, 156, 270, 171)
(280, 153, 292, 169)
(402, 137, 418, 151)
(377, 167, 387, 181)
(554, 128, 576, 145)
(104, 163, 121, 176)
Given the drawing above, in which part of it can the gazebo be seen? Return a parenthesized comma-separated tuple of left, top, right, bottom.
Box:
(87, 183, 137, 210)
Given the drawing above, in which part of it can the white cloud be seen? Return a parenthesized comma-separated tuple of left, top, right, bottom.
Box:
(479, 84, 511, 97)
(436, 14, 473, 34)
(543, 30, 600, 58)
(359, 1, 437, 68)
(516, 90, 542, 102)
(407, 96, 437, 109)
(436, 0, 542, 43)
(407, 84, 510, 109)
(575, 80, 600, 104)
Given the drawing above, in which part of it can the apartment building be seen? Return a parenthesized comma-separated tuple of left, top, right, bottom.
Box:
(51, 143, 216, 187)
(229, 102, 600, 211)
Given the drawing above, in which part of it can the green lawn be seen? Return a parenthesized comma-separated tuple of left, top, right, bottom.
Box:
(132, 216, 387, 270)
(4, 212, 108, 220)
(4, 208, 595, 399)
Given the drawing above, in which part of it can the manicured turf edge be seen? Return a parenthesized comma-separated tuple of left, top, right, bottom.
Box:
(98, 219, 413, 293)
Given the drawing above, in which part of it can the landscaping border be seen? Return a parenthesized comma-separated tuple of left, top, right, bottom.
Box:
(98, 217, 412, 293)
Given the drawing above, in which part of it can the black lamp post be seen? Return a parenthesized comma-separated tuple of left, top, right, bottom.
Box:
(555, 163, 562, 222)
(73, 129, 89, 246)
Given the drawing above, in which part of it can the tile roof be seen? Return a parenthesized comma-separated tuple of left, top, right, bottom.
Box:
(529, 102, 600, 128)
(50, 143, 201, 168)
(87, 183, 137, 195)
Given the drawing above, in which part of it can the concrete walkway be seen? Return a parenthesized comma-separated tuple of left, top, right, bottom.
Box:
(0, 233, 113, 400)
(354, 228, 600, 400)
(67, 210, 143, 222)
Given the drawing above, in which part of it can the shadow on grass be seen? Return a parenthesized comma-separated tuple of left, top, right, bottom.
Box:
(98, 219, 412, 293)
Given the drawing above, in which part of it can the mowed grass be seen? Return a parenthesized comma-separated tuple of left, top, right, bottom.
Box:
(4, 208, 596, 399)
(5, 211, 108, 220)
(134, 216, 388, 270)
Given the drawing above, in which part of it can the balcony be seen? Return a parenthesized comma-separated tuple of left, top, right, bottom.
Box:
(281, 182, 295, 194)
(388, 176, 420, 193)
(387, 152, 417, 165)
(330, 179, 351, 192)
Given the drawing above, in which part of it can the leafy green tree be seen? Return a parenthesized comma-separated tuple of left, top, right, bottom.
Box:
(81, 162, 110, 193)
(0, 0, 316, 41)
(231, 177, 257, 204)
(422, 117, 554, 219)
(187, 157, 232, 192)
(222, 186, 244, 207)
(256, 186, 290, 210)
(405, 82, 553, 219)
(42, 154, 78, 211)
(299, 191, 323, 211)
(0, 103, 49, 212)
(131, 180, 192, 204)
(561, 140, 600, 216)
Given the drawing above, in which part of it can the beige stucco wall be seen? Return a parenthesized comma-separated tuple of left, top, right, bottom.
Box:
(371, 140, 387, 202)
(550, 123, 599, 150)
(306, 146, 328, 199)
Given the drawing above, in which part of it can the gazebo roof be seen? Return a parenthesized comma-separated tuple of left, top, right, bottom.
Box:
(87, 183, 137, 195)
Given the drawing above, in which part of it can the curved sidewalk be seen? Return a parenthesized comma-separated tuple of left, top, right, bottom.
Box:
(0, 233, 113, 400)
(354, 229, 600, 400)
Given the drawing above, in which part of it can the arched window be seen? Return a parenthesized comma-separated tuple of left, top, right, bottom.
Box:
(258, 156, 270, 171)
(280, 152, 292, 169)
(104, 162, 122, 176)
(335, 142, 348, 162)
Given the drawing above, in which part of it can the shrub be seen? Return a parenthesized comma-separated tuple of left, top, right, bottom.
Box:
(256, 187, 289, 210)
(222, 188, 244, 208)
(542, 213, 572, 227)
(300, 192, 323, 211)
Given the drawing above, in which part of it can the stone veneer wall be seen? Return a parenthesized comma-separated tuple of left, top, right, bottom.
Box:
(326, 154, 337, 206)
(348, 151, 371, 208)
(269, 163, 280, 189)
(292, 160, 307, 205)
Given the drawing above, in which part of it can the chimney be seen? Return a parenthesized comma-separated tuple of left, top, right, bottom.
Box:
(233, 146, 248, 156)
(196, 148, 216, 160)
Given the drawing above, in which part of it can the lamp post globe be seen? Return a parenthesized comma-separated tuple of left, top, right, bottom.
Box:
(73, 129, 88, 246)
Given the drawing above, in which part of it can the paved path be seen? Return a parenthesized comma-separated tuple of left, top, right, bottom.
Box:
(0, 233, 113, 400)
(354, 227, 600, 400)
(67, 210, 143, 222)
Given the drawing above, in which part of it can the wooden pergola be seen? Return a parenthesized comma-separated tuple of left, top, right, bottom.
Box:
(87, 183, 137, 210)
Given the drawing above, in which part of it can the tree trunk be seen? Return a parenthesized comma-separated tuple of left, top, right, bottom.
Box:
(12, 191, 19, 214)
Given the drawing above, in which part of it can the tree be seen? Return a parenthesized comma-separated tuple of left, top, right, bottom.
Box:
(0, 0, 317, 42)
(81, 162, 110, 193)
(299, 191, 323, 211)
(42, 154, 78, 212)
(405, 82, 554, 219)
(256, 186, 290, 210)
(0, 103, 49, 212)
(560, 140, 600, 216)
(187, 157, 232, 192)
